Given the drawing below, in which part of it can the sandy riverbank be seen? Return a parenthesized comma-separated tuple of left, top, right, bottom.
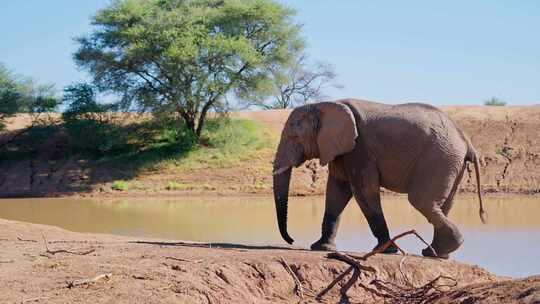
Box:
(1, 218, 539, 303)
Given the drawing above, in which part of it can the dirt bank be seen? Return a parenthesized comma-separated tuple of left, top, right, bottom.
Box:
(2, 218, 539, 303)
(1, 105, 539, 197)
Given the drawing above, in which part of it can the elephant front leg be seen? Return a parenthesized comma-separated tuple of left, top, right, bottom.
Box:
(311, 175, 352, 251)
(349, 164, 398, 254)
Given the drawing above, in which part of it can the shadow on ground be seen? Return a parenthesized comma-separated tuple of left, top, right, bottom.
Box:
(0, 121, 194, 197)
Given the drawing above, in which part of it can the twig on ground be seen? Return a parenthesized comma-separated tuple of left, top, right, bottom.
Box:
(316, 266, 354, 300)
(66, 273, 112, 289)
(339, 267, 361, 302)
(20, 296, 51, 303)
(0, 259, 15, 263)
(370, 275, 457, 304)
(164, 256, 192, 263)
(327, 252, 377, 273)
(41, 233, 95, 256)
(278, 257, 304, 299)
(17, 236, 38, 243)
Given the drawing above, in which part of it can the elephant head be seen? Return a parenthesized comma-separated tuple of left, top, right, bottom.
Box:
(272, 102, 358, 244)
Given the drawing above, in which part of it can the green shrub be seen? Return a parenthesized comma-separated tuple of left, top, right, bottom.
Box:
(111, 180, 128, 191)
(171, 117, 271, 170)
(484, 97, 506, 106)
(165, 181, 185, 190)
(63, 119, 129, 154)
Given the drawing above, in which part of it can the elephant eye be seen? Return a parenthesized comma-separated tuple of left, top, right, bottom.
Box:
(290, 120, 301, 128)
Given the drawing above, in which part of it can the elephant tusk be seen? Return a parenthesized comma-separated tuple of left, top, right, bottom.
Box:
(272, 166, 290, 176)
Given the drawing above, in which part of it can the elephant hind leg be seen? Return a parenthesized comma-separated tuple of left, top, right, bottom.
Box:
(414, 206, 464, 258)
(407, 150, 466, 258)
(441, 161, 467, 216)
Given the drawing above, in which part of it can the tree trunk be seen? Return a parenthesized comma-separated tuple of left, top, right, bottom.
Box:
(195, 97, 217, 139)
(185, 117, 196, 136)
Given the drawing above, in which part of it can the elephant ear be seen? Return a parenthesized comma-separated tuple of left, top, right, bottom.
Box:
(316, 102, 358, 166)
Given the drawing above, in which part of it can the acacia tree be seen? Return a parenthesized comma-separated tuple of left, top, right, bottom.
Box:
(238, 54, 341, 109)
(0, 63, 58, 132)
(74, 0, 304, 138)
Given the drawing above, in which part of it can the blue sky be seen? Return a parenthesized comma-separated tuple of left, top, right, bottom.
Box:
(1, 1, 539, 105)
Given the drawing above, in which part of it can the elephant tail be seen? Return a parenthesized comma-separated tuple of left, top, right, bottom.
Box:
(466, 144, 487, 224)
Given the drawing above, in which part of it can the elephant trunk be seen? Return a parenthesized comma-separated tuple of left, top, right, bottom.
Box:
(273, 167, 294, 244)
(273, 138, 301, 245)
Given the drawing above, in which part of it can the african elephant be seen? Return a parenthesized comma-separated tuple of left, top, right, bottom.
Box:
(272, 99, 486, 258)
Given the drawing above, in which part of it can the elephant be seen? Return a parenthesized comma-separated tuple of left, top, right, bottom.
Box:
(272, 99, 486, 258)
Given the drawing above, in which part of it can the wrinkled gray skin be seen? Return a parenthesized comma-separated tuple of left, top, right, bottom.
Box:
(273, 99, 486, 258)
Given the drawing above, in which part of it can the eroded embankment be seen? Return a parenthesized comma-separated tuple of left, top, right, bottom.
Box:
(0, 218, 522, 304)
(0, 105, 539, 197)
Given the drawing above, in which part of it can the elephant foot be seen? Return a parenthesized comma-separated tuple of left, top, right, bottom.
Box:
(421, 247, 449, 259)
(423, 225, 463, 259)
(310, 240, 336, 251)
(373, 242, 398, 254)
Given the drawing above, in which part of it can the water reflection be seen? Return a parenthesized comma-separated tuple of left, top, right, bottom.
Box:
(0, 195, 539, 278)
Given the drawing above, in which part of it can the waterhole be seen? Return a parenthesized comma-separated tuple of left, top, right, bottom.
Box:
(0, 195, 538, 278)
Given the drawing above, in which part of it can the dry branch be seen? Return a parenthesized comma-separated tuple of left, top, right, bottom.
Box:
(66, 273, 112, 289)
(21, 296, 51, 303)
(317, 229, 456, 303)
(17, 236, 37, 243)
(164, 256, 196, 263)
(278, 257, 304, 299)
(0, 260, 15, 264)
(370, 275, 457, 304)
(41, 234, 95, 256)
(316, 266, 354, 300)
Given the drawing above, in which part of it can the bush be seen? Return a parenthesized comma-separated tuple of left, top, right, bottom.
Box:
(111, 180, 128, 191)
(63, 118, 129, 155)
(484, 97, 506, 106)
(1, 63, 60, 130)
(62, 82, 129, 155)
(165, 181, 185, 191)
(173, 117, 271, 170)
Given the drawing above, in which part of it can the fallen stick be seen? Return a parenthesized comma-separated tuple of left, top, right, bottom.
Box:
(21, 296, 51, 303)
(340, 267, 361, 299)
(17, 236, 38, 243)
(164, 256, 193, 263)
(66, 273, 112, 289)
(348, 229, 435, 261)
(370, 275, 457, 303)
(278, 257, 304, 299)
(316, 266, 354, 300)
(327, 252, 377, 273)
(41, 234, 95, 256)
(0, 260, 15, 264)
(45, 248, 96, 256)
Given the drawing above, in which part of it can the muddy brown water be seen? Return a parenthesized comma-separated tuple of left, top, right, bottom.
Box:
(0, 195, 538, 278)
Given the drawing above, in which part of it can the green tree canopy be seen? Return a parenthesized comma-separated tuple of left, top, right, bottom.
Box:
(0, 63, 59, 131)
(484, 97, 506, 106)
(74, 0, 304, 138)
(62, 82, 116, 121)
